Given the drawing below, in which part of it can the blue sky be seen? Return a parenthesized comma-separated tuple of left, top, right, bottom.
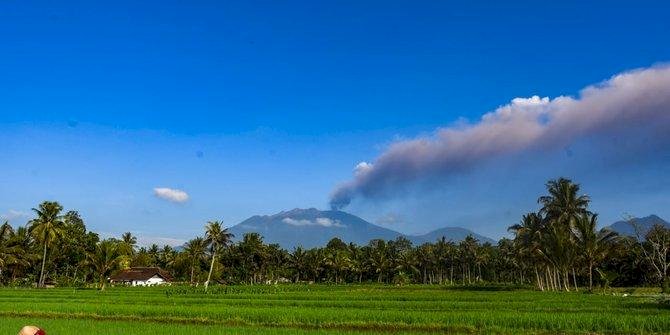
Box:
(1, 1, 670, 244)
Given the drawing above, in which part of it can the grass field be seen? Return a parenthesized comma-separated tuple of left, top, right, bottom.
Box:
(0, 285, 668, 334)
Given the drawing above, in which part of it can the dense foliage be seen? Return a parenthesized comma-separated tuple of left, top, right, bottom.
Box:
(1, 178, 668, 290)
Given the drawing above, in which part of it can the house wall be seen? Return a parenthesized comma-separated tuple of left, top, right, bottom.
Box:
(131, 275, 166, 286)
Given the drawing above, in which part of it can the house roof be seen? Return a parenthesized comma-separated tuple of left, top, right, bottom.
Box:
(110, 267, 173, 282)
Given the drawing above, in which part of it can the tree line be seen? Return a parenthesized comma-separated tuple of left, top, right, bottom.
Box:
(1, 178, 668, 291)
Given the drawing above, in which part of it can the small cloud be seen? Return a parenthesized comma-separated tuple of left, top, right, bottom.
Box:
(0, 209, 30, 222)
(153, 187, 189, 203)
(354, 162, 373, 177)
(282, 217, 345, 228)
(316, 218, 343, 227)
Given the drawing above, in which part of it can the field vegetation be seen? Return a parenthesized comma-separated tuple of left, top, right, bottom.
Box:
(1, 285, 669, 334)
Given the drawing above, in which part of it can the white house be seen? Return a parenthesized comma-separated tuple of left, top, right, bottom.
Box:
(110, 267, 173, 286)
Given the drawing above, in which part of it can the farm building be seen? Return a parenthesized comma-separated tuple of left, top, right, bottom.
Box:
(110, 267, 173, 286)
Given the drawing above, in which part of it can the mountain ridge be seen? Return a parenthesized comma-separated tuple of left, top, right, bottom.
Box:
(227, 208, 495, 249)
(604, 214, 669, 238)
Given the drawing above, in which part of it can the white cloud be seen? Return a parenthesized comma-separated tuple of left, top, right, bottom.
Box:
(0, 209, 30, 222)
(354, 162, 373, 177)
(282, 217, 345, 228)
(153, 187, 189, 203)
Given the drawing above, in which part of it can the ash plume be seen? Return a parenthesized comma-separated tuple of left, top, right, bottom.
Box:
(330, 65, 670, 209)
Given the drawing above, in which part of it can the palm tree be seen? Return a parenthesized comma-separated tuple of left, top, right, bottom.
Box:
(459, 236, 479, 284)
(367, 239, 390, 283)
(184, 237, 208, 284)
(324, 250, 351, 283)
(540, 223, 576, 291)
(573, 213, 618, 291)
(28, 201, 66, 288)
(6, 226, 34, 280)
(204, 220, 233, 290)
(0, 222, 25, 278)
(474, 244, 491, 282)
(147, 244, 160, 266)
(289, 247, 307, 282)
(509, 212, 545, 289)
(85, 239, 124, 290)
(433, 237, 450, 284)
(415, 243, 435, 284)
(496, 238, 519, 284)
(159, 245, 177, 270)
(348, 243, 365, 283)
(238, 233, 267, 284)
(539, 178, 590, 228)
(538, 178, 590, 291)
(394, 249, 418, 283)
(264, 243, 287, 283)
(304, 248, 323, 282)
(1, 221, 15, 241)
(120, 232, 137, 255)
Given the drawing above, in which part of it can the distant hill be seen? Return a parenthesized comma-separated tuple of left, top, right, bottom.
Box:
(227, 208, 495, 249)
(409, 227, 496, 245)
(605, 215, 669, 238)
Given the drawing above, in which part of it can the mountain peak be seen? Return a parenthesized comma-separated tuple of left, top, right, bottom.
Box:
(606, 214, 669, 238)
(227, 209, 496, 249)
(275, 207, 321, 217)
(229, 208, 401, 248)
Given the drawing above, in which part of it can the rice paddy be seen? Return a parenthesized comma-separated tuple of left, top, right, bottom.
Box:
(0, 285, 668, 334)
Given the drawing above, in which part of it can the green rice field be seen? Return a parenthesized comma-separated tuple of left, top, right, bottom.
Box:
(0, 285, 668, 334)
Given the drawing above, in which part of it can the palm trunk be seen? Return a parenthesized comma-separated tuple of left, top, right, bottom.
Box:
(534, 266, 543, 291)
(563, 271, 570, 292)
(205, 249, 216, 291)
(190, 264, 195, 285)
(588, 263, 593, 291)
(552, 267, 559, 291)
(39, 241, 48, 288)
(545, 267, 550, 290)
